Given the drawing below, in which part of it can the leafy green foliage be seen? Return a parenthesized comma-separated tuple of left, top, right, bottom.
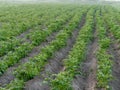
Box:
(0, 5, 75, 76)
(96, 10, 112, 89)
(99, 38, 110, 49)
(50, 9, 94, 89)
(6, 79, 24, 90)
(2, 6, 88, 89)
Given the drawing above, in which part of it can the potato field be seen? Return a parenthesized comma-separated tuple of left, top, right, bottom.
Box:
(0, 3, 120, 90)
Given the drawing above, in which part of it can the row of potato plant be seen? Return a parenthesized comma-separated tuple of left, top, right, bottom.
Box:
(0, 8, 88, 90)
(49, 7, 95, 90)
(95, 9, 112, 89)
(0, 5, 74, 41)
(103, 6, 120, 41)
(27, 10, 76, 46)
(0, 5, 73, 57)
(0, 7, 77, 75)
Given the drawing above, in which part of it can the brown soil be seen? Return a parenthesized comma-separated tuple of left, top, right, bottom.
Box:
(85, 36, 98, 90)
(17, 29, 31, 39)
(16, 29, 32, 43)
(24, 14, 87, 90)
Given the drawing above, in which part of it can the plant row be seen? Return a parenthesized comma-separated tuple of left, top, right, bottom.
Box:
(0, 8, 88, 90)
(49, 7, 95, 90)
(0, 5, 74, 57)
(102, 6, 120, 41)
(0, 7, 79, 75)
(95, 9, 112, 89)
(0, 5, 75, 41)
(0, 4, 79, 57)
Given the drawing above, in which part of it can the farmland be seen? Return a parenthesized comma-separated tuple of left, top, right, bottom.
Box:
(0, 3, 120, 90)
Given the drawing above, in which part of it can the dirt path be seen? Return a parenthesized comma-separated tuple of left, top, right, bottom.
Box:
(85, 32, 98, 90)
(24, 14, 87, 90)
(72, 10, 98, 90)
(16, 28, 32, 43)
(107, 33, 120, 90)
(72, 26, 98, 90)
(0, 31, 59, 87)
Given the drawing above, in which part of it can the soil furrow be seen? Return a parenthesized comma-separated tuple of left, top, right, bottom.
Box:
(72, 10, 97, 90)
(72, 27, 98, 90)
(85, 31, 98, 90)
(24, 14, 87, 90)
(0, 31, 58, 87)
(107, 33, 120, 90)
(16, 28, 32, 43)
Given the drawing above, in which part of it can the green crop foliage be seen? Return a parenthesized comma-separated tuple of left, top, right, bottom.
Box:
(0, 5, 89, 90)
(50, 8, 95, 90)
(96, 9, 113, 89)
(0, 4, 119, 90)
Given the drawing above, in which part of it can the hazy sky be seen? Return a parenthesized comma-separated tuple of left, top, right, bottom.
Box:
(0, 0, 120, 2)
(106, 0, 120, 1)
